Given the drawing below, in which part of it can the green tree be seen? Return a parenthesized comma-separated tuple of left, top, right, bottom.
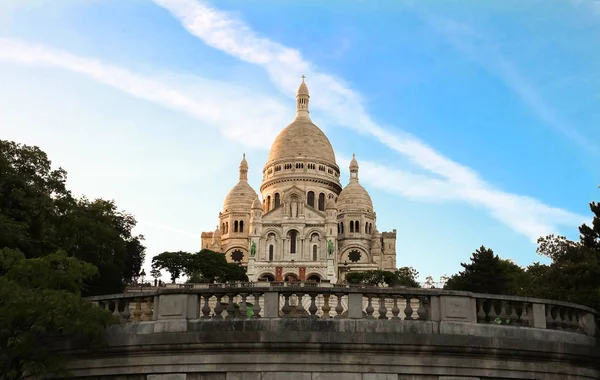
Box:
(0, 249, 114, 380)
(346, 268, 420, 287)
(0, 140, 146, 295)
(444, 246, 524, 295)
(186, 250, 248, 283)
(151, 251, 190, 283)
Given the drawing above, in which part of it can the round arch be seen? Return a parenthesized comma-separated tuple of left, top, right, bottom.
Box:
(283, 273, 299, 282)
(340, 246, 371, 264)
(305, 273, 322, 282)
(225, 246, 248, 264)
(258, 272, 275, 282)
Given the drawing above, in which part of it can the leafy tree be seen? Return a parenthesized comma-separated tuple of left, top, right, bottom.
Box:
(0, 249, 114, 379)
(151, 251, 190, 283)
(187, 250, 248, 283)
(522, 200, 600, 310)
(444, 246, 525, 295)
(346, 267, 420, 287)
(0, 140, 146, 295)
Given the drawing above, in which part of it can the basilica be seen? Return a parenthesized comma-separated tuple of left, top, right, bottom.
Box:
(201, 78, 397, 283)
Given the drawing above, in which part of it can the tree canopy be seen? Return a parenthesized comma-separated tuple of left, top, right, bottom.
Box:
(346, 267, 420, 287)
(151, 249, 248, 283)
(444, 246, 524, 295)
(0, 249, 114, 379)
(0, 140, 146, 295)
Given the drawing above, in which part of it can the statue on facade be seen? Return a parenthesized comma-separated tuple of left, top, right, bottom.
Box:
(250, 241, 256, 257)
(327, 240, 334, 257)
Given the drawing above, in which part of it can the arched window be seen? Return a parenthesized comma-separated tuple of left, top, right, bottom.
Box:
(369, 223, 372, 234)
(318, 193, 325, 211)
(350, 221, 354, 233)
(355, 220, 360, 233)
(341, 222, 344, 234)
(307, 191, 315, 208)
(225, 222, 229, 234)
(269, 245, 274, 261)
(234, 220, 239, 233)
(289, 230, 298, 254)
(337, 223, 340, 234)
(239, 220, 244, 233)
(313, 245, 318, 261)
(365, 221, 368, 234)
(274, 193, 281, 208)
(221, 223, 225, 233)
(267, 196, 271, 211)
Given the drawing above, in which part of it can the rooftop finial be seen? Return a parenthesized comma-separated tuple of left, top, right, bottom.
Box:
(239, 153, 248, 181)
(349, 153, 359, 181)
(296, 76, 310, 116)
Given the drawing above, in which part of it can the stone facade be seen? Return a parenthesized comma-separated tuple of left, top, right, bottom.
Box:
(201, 78, 396, 282)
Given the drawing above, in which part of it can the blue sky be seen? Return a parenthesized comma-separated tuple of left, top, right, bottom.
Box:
(1, 0, 599, 282)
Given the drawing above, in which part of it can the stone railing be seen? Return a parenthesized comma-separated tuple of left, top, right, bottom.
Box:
(86, 286, 599, 337)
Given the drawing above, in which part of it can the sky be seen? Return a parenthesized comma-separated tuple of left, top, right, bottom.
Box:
(1, 0, 599, 283)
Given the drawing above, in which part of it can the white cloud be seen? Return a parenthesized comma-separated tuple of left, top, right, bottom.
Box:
(153, 0, 586, 241)
(0, 34, 586, 243)
(0, 37, 288, 150)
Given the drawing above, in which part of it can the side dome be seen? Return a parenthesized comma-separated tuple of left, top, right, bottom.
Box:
(337, 182, 374, 213)
(337, 154, 373, 213)
(223, 154, 258, 212)
(223, 181, 258, 212)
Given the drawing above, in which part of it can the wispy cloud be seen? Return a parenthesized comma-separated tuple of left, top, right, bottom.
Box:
(0, 37, 288, 149)
(153, 0, 586, 241)
(407, 7, 598, 155)
(0, 35, 586, 242)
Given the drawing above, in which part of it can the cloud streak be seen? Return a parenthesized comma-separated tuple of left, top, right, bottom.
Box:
(153, 0, 586, 241)
(0, 35, 585, 242)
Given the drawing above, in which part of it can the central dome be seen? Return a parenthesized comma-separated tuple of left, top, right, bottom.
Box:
(266, 117, 337, 166)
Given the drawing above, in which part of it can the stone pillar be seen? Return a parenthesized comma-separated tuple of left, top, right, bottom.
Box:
(348, 293, 363, 319)
(264, 292, 280, 318)
(531, 303, 547, 329)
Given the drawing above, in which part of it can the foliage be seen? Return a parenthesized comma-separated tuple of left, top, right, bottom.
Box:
(0, 140, 146, 295)
(346, 267, 420, 287)
(0, 248, 114, 380)
(521, 200, 600, 310)
(444, 246, 525, 295)
(152, 250, 248, 283)
(187, 250, 248, 283)
(151, 251, 190, 283)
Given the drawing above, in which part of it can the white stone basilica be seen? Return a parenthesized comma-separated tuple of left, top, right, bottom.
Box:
(201, 78, 397, 283)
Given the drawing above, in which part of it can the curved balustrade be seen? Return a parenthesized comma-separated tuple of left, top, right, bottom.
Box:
(86, 284, 599, 337)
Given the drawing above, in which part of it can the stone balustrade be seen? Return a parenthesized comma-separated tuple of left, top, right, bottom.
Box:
(87, 284, 598, 337)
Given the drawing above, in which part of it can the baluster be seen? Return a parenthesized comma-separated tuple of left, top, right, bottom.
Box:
(322, 294, 331, 318)
(546, 304, 554, 329)
(498, 301, 508, 325)
(377, 296, 388, 319)
(554, 307, 564, 330)
(112, 300, 121, 320)
(282, 293, 292, 318)
(295, 292, 306, 318)
(365, 295, 375, 319)
(120, 299, 131, 322)
(143, 298, 153, 321)
(391, 296, 400, 320)
(132, 299, 143, 322)
(201, 294, 212, 319)
(226, 293, 237, 319)
(239, 293, 248, 320)
(519, 303, 530, 327)
(213, 295, 224, 319)
(508, 302, 518, 325)
(308, 293, 318, 318)
(417, 296, 428, 320)
(487, 301, 499, 324)
(252, 293, 261, 318)
(477, 299, 486, 322)
(334, 293, 344, 319)
(404, 295, 413, 321)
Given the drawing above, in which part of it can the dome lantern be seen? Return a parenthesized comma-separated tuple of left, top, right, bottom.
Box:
(296, 75, 310, 118)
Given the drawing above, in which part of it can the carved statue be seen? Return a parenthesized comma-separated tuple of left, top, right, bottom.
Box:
(327, 240, 334, 256)
(250, 241, 256, 257)
(290, 200, 298, 217)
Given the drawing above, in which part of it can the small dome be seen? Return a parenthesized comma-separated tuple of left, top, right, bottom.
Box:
(297, 78, 309, 96)
(337, 181, 373, 213)
(326, 197, 336, 210)
(223, 181, 258, 212)
(251, 197, 262, 209)
(213, 225, 221, 238)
